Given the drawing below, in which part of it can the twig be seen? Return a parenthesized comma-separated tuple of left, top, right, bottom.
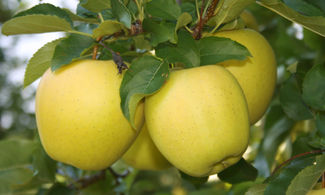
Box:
(192, 0, 219, 39)
(271, 149, 325, 177)
(92, 37, 102, 60)
(72, 170, 106, 190)
(98, 37, 129, 74)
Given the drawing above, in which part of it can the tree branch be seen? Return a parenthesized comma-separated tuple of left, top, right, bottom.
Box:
(72, 170, 106, 190)
(271, 149, 325, 177)
(192, 0, 219, 39)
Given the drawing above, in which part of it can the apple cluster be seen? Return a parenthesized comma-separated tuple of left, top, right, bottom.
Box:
(35, 28, 276, 177)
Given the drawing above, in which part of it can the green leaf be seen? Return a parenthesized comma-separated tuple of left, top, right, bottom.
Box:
(286, 154, 325, 195)
(47, 183, 76, 195)
(120, 56, 169, 128)
(14, 3, 73, 25)
(32, 141, 56, 182)
(245, 184, 266, 195)
(208, 0, 255, 28)
(51, 34, 94, 71)
(308, 135, 325, 149)
(80, 0, 111, 13)
(93, 20, 128, 39)
(0, 139, 36, 194)
(258, 0, 325, 37)
(279, 76, 313, 120)
(0, 168, 34, 194)
(156, 30, 200, 68)
(282, 0, 325, 17)
(145, 0, 181, 20)
(0, 139, 35, 170)
(302, 64, 325, 110)
(24, 38, 63, 87)
(175, 12, 192, 41)
(179, 171, 208, 188)
(133, 35, 151, 50)
(143, 19, 176, 46)
(218, 158, 258, 184)
(111, 0, 132, 29)
(264, 155, 315, 195)
(175, 12, 192, 32)
(254, 105, 295, 177)
(1, 15, 73, 35)
(198, 36, 251, 65)
(156, 30, 251, 68)
(63, 8, 99, 23)
(316, 112, 325, 137)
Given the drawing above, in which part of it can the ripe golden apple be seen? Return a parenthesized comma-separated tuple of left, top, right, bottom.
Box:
(145, 65, 250, 177)
(240, 10, 259, 31)
(35, 60, 144, 170)
(307, 188, 325, 195)
(214, 29, 277, 124)
(122, 123, 171, 170)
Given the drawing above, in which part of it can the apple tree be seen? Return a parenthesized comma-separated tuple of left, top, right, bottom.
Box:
(0, 0, 325, 194)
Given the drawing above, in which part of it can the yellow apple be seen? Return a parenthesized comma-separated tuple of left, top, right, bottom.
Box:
(145, 65, 250, 177)
(122, 123, 171, 170)
(35, 60, 144, 170)
(307, 188, 325, 195)
(240, 10, 259, 31)
(214, 29, 277, 124)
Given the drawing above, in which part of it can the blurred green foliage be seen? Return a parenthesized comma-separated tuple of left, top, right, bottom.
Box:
(0, 0, 325, 194)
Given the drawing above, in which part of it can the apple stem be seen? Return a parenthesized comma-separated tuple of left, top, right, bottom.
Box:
(271, 149, 325, 177)
(92, 37, 102, 60)
(98, 37, 129, 74)
(192, 0, 219, 39)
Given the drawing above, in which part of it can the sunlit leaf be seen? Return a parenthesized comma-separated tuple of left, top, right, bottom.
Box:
(2, 15, 72, 35)
(24, 38, 63, 87)
(93, 20, 128, 39)
(80, 0, 111, 13)
(14, 3, 73, 25)
(208, 0, 255, 28)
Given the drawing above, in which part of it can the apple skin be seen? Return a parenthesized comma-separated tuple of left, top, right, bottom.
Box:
(214, 29, 277, 124)
(35, 60, 144, 170)
(122, 123, 171, 170)
(145, 65, 250, 177)
(307, 188, 325, 195)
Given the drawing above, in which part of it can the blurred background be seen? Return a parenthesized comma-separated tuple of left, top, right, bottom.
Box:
(0, 0, 77, 139)
(0, 0, 324, 194)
